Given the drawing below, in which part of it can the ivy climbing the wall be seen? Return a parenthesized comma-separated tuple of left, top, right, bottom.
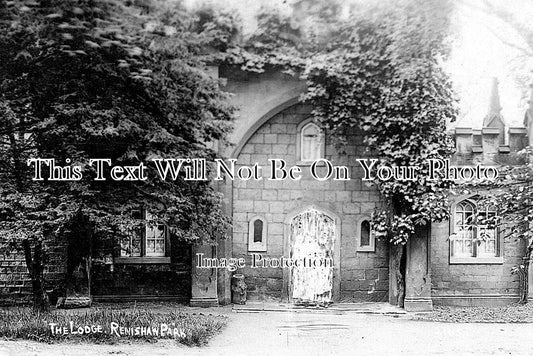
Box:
(221, 0, 458, 305)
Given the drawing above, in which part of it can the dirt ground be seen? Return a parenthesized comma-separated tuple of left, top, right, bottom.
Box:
(1, 307, 533, 355)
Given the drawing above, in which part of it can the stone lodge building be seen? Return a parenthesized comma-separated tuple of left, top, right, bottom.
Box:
(1, 67, 532, 311)
(201, 69, 532, 311)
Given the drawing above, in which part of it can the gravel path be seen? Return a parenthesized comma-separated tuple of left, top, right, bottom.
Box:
(414, 304, 533, 323)
(1, 308, 533, 355)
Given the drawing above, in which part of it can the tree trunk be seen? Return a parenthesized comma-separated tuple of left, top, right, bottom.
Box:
(22, 239, 49, 312)
(520, 259, 529, 304)
(519, 244, 532, 304)
(389, 243, 406, 307)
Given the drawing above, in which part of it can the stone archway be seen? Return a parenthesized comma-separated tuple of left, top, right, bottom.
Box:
(283, 206, 341, 303)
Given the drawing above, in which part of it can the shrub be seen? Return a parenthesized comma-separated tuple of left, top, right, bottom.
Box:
(0, 307, 227, 346)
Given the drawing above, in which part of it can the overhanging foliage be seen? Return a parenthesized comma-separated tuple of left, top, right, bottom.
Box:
(0, 0, 236, 251)
(226, 0, 458, 244)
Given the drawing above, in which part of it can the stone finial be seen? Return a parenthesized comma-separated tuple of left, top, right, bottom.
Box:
(487, 78, 501, 115)
(483, 77, 505, 129)
(482, 78, 505, 148)
(524, 83, 533, 146)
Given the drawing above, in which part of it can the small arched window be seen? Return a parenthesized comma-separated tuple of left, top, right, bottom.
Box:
(253, 219, 263, 243)
(357, 218, 375, 252)
(360, 220, 371, 247)
(299, 122, 324, 162)
(248, 216, 267, 252)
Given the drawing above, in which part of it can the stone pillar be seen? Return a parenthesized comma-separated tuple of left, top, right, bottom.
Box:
(454, 128, 473, 154)
(216, 172, 233, 305)
(190, 244, 219, 307)
(527, 258, 533, 303)
(509, 127, 528, 152)
(404, 225, 433, 312)
(216, 238, 232, 305)
(481, 127, 501, 163)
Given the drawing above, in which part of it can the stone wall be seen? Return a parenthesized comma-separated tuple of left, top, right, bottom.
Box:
(430, 220, 525, 306)
(91, 263, 191, 301)
(231, 103, 389, 302)
(429, 122, 528, 306)
(0, 238, 68, 306)
(0, 237, 191, 305)
(91, 241, 191, 302)
(0, 253, 32, 305)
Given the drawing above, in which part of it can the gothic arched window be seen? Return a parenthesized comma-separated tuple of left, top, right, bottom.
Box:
(299, 122, 324, 162)
(248, 216, 267, 252)
(357, 217, 375, 252)
(450, 196, 502, 263)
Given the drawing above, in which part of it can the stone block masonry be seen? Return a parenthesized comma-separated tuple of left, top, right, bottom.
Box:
(0, 253, 32, 305)
(0, 239, 68, 306)
(231, 103, 388, 302)
(430, 220, 524, 306)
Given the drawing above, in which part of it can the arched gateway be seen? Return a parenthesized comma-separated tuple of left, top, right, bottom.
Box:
(288, 209, 336, 304)
(226, 100, 387, 304)
(283, 206, 342, 303)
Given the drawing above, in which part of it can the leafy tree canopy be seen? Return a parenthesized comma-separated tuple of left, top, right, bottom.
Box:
(0, 0, 236, 249)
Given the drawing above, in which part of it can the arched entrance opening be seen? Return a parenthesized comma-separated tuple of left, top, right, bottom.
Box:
(283, 206, 341, 304)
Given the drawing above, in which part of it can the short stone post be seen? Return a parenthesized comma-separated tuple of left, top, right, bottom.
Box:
(527, 257, 533, 303)
(190, 244, 219, 307)
(404, 226, 433, 312)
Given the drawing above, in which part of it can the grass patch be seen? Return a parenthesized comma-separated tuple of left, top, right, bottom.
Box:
(0, 307, 227, 346)
(414, 304, 533, 323)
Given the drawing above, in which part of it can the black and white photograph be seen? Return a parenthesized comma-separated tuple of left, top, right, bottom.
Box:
(1, 0, 533, 355)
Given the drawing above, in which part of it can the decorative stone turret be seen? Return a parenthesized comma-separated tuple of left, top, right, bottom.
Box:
(524, 83, 533, 147)
(482, 78, 506, 161)
(483, 77, 506, 143)
(454, 77, 527, 163)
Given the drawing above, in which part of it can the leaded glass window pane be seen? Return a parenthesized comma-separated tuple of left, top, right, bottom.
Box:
(452, 198, 499, 259)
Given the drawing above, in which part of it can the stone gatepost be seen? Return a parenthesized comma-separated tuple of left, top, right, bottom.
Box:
(190, 244, 219, 307)
(216, 174, 233, 305)
(527, 258, 533, 303)
(404, 225, 433, 312)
